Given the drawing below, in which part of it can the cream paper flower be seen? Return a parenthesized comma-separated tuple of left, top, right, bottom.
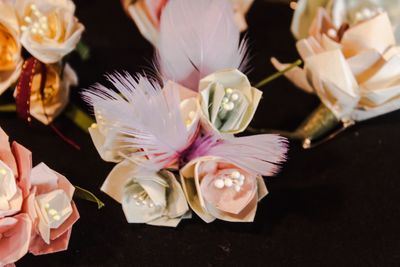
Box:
(121, 0, 254, 46)
(16, 0, 84, 64)
(292, 0, 400, 42)
(101, 161, 189, 227)
(180, 156, 268, 223)
(199, 69, 262, 134)
(14, 62, 78, 125)
(0, 2, 23, 95)
(274, 11, 400, 122)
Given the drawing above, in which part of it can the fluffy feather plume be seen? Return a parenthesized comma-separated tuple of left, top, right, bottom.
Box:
(82, 72, 195, 171)
(156, 0, 248, 90)
(207, 134, 288, 176)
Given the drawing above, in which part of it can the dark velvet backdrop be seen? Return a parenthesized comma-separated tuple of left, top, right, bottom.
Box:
(2, 0, 399, 266)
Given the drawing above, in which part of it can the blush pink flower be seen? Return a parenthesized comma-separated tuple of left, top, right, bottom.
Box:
(180, 157, 268, 223)
(0, 128, 32, 266)
(24, 163, 79, 256)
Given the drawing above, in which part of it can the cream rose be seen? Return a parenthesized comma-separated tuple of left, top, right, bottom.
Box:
(0, 2, 23, 95)
(274, 11, 400, 122)
(101, 160, 189, 227)
(29, 62, 78, 125)
(16, 0, 84, 64)
(180, 156, 268, 223)
(292, 0, 400, 41)
(199, 69, 262, 134)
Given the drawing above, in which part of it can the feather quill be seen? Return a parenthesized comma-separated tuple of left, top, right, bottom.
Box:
(82, 72, 196, 171)
(156, 0, 248, 90)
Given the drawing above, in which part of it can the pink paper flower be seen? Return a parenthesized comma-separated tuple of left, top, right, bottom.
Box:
(180, 157, 268, 223)
(24, 163, 79, 256)
(0, 128, 79, 265)
(0, 128, 32, 266)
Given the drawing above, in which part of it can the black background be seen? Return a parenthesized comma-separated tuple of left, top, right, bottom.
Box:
(2, 0, 398, 266)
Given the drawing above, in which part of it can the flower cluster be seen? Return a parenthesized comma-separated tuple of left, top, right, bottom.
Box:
(84, 0, 287, 226)
(0, 0, 84, 124)
(0, 128, 79, 266)
(274, 7, 400, 123)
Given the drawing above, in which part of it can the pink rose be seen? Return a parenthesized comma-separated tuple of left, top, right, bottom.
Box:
(180, 157, 268, 223)
(0, 128, 32, 266)
(25, 163, 79, 255)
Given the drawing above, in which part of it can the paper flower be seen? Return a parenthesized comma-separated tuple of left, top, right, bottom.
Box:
(101, 161, 189, 227)
(180, 157, 268, 223)
(0, 0, 85, 128)
(0, 128, 80, 265)
(275, 10, 400, 123)
(292, 0, 400, 42)
(16, 0, 84, 64)
(28, 63, 78, 125)
(0, 1, 23, 95)
(199, 69, 262, 134)
(0, 129, 32, 266)
(121, 0, 254, 46)
(25, 163, 79, 255)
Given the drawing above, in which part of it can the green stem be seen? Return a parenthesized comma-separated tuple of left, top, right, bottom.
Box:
(255, 59, 302, 88)
(64, 104, 95, 133)
(0, 103, 16, 112)
(74, 186, 105, 209)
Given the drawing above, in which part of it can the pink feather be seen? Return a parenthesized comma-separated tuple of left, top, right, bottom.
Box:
(82, 73, 196, 171)
(156, 0, 248, 90)
(207, 134, 288, 176)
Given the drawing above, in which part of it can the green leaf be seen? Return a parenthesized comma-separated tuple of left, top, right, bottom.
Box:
(64, 104, 95, 133)
(74, 186, 105, 209)
(76, 41, 91, 61)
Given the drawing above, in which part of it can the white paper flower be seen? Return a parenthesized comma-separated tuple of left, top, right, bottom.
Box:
(275, 11, 400, 122)
(0, 160, 23, 218)
(101, 161, 189, 227)
(292, 0, 400, 42)
(199, 69, 262, 134)
(16, 0, 84, 64)
(0, 2, 23, 95)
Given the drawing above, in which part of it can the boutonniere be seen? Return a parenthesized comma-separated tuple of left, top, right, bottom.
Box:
(84, 0, 288, 227)
(272, 8, 400, 148)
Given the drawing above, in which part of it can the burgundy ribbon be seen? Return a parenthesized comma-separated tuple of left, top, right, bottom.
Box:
(15, 57, 81, 150)
(16, 57, 39, 122)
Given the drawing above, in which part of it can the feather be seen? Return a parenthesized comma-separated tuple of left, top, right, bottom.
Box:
(207, 134, 288, 176)
(82, 72, 196, 171)
(156, 0, 248, 90)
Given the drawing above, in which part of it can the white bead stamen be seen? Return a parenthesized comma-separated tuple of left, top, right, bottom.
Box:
(21, 4, 50, 38)
(132, 191, 155, 208)
(213, 171, 246, 192)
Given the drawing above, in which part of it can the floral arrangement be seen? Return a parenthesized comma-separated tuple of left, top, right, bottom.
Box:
(270, 5, 400, 148)
(0, 0, 84, 125)
(120, 0, 254, 45)
(83, 0, 288, 226)
(0, 127, 80, 266)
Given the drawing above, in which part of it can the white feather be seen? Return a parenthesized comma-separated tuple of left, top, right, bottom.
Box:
(156, 0, 248, 90)
(82, 72, 195, 171)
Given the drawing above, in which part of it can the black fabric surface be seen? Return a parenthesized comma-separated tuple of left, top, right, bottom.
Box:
(2, 0, 399, 266)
